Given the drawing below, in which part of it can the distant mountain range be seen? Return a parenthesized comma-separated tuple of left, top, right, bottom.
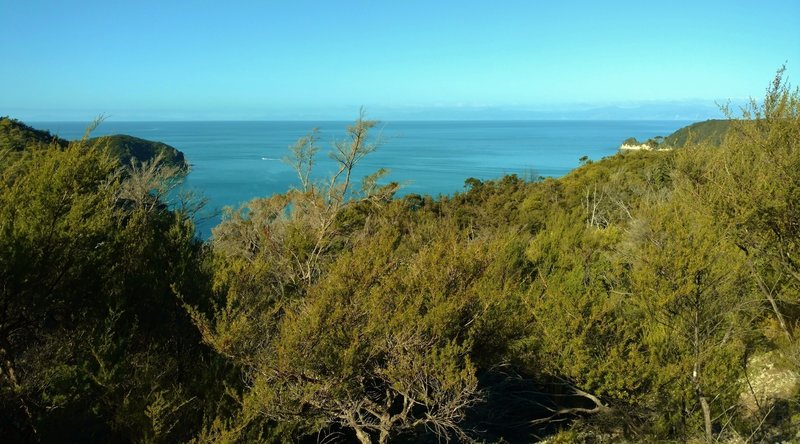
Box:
(368, 101, 731, 121)
(5, 100, 738, 121)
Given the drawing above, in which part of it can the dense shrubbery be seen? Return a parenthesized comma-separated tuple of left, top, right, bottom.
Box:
(0, 131, 225, 442)
(1, 73, 799, 443)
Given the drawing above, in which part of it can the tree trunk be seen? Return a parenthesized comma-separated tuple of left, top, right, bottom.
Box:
(378, 428, 390, 444)
(698, 394, 713, 443)
(693, 312, 713, 444)
(748, 260, 793, 342)
(353, 426, 372, 444)
(693, 363, 713, 443)
(377, 413, 391, 444)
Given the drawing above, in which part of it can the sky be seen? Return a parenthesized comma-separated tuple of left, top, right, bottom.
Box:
(1, 0, 798, 121)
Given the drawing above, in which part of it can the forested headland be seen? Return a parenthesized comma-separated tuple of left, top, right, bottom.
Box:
(1, 73, 799, 443)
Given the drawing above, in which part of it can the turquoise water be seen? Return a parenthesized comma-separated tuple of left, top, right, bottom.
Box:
(34, 120, 692, 237)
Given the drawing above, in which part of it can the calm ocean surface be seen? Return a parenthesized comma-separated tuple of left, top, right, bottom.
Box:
(33, 120, 692, 237)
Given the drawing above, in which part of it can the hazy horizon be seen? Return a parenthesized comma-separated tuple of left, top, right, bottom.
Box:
(18, 99, 732, 122)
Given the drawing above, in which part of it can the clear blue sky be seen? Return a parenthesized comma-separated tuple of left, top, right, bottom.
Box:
(1, 0, 798, 120)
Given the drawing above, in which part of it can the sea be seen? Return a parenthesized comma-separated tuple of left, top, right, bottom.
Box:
(32, 120, 692, 238)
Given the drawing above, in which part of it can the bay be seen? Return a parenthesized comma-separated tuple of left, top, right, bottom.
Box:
(32, 120, 692, 237)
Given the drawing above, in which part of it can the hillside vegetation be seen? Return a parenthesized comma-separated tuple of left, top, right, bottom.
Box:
(621, 119, 734, 151)
(662, 119, 733, 147)
(0, 117, 187, 169)
(1, 73, 799, 443)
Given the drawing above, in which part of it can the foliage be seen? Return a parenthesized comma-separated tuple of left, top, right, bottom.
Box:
(0, 116, 68, 152)
(194, 113, 508, 443)
(0, 132, 223, 442)
(661, 118, 733, 148)
(3, 69, 800, 443)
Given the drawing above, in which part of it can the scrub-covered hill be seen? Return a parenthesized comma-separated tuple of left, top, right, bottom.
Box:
(662, 118, 733, 147)
(0, 117, 187, 169)
(620, 119, 734, 151)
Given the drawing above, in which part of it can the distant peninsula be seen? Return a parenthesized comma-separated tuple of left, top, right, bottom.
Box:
(0, 117, 187, 169)
(620, 119, 733, 151)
